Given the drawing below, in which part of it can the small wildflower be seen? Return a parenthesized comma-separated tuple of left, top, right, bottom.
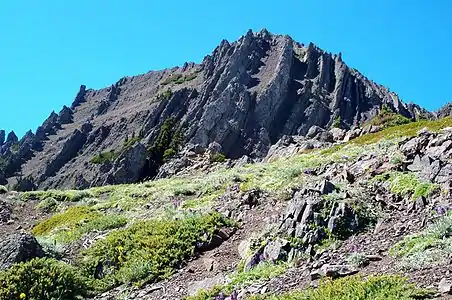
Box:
(20, 293, 26, 299)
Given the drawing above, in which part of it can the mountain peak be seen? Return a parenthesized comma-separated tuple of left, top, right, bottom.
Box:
(0, 30, 436, 189)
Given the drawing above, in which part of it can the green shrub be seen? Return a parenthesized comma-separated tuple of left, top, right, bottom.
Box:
(161, 74, 183, 85)
(0, 185, 7, 194)
(0, 258, 87, 300)
(36, 197, 58, 213)
(123, 136, 141, 150)
(210, 153, 226, 163)
(346, 252, 369, 267)
(10, 143, 20, 152)
(156, 89, 173, 101)
(147, 118, 184, 173)
(250, 275, 430, 300)
(332, 116, 341, 128)
(163, 148, 176, 161)
(366, 104, 412, 129)
(91, 150, 117, 164)
(161, 73, 198, 86)
(80, 212, 232, 289)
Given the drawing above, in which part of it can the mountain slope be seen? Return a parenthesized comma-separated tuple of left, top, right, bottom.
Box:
(0, 29, 428, 190)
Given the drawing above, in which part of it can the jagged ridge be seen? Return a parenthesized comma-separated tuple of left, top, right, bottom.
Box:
(0, 29, 437, 190)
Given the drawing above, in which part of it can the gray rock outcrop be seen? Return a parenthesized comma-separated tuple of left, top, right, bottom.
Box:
(0, 232, 44, 270)
(0, 29, 432, 189)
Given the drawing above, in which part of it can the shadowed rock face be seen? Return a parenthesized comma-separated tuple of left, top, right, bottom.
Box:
(0, 29, 428, 190)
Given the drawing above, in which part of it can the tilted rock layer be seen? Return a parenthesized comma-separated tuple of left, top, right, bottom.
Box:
(0, 29, 428, 190)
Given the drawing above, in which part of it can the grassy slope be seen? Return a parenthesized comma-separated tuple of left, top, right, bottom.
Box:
(4, 116, 452, 299)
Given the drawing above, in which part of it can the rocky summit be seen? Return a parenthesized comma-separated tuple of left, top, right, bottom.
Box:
(2, 29, 452, 300)
(0, 29, 431, 191)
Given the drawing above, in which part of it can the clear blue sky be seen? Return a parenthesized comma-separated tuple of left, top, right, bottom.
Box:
(1, 0, 451, 137)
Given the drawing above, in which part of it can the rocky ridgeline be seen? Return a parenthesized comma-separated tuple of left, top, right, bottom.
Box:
(0, 29, 434, 191)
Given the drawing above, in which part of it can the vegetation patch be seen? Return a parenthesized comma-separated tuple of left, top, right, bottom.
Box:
(352, 116, 452, 145)
(373, 171, 439, 201)
(147, 117, 184, 174)
(366, 104, 412, 129)
(0, 258, 87, 300)
(21, 189, 92, 202)
(36, 197, 59, 213)
(161, 73, 198, 85)
(91, 150, 118, 164)
(210, 152, 226, 163)
(390, 212, 452, 269)
(187, 263, 287, 300)
(156, 89, 173, 101)
(32, 206, 126, 243)
(80, 212, 233, 290)
(250, 275, 430, 300)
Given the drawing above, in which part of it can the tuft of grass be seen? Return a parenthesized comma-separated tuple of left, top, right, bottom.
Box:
(373, 171, 439, 201)
(390, 212, 452, 269)
(80, 212, 233, 290)
(250, 275, 430, 300)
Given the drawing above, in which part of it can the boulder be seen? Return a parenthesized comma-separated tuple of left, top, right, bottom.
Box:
(329, 127, 346, 141)
(263, 240, 288, 262)
(311, 264, 358, 280)
(327, 202, 359, 238)
(317, 179, 335, 195)
(187, 274, 228, 296)
(0, 233, 44, 270)
(439, 278, 452, 294)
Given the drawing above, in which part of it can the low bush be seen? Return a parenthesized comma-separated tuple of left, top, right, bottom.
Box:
(250, 275, 430, 300)
(91, 150, 117, 164)
(0, 258, 87, 300)
(366, 104, 412, 129)
(80, 212, 233, 290)
(161, 73, 198, 85)
(36, 197, 59, 213)
(210, 153, 226, 163)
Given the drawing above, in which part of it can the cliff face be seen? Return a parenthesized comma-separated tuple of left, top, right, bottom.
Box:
(0, 29, 426, 190)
